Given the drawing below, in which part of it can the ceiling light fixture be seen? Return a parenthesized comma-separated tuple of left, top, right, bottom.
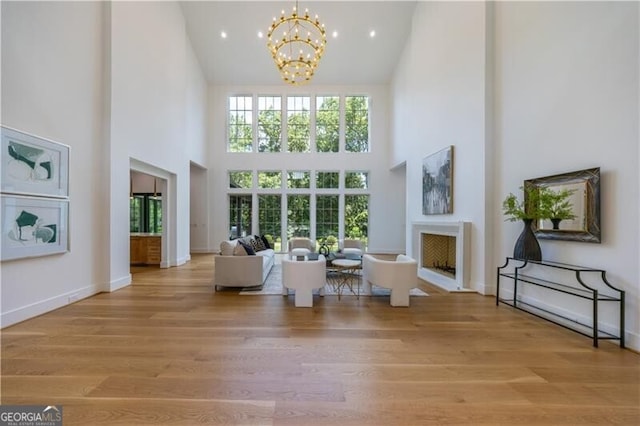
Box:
(266, 1, 327, 85)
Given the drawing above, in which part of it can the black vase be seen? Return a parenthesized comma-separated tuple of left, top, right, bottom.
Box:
(513, 218, 542, 261)
(551, 218, 562, 230)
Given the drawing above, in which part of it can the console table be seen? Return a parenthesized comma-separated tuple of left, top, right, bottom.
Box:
(496, 257, 625, 347)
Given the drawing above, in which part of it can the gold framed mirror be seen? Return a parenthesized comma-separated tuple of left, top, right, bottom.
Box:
(524, 167, 601, 243)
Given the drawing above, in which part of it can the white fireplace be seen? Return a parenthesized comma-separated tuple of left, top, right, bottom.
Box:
(411, 221, 471, 291)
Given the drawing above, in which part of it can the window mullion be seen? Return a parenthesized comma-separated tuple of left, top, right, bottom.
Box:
(339, 95, 346, 153)
(310, 96, 317, 152)
(253, 95, 258, 152)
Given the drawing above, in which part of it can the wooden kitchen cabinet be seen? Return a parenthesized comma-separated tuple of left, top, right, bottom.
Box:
(130, 234, 161, 265)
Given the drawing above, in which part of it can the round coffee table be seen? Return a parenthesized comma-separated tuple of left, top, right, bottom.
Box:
(327, 259, 362, 299)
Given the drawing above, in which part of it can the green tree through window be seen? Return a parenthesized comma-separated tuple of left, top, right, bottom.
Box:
(316, 195, 339, 247)
(345, 96, 369, 152)
(228, 96, 253, 152)
(287, 194, 310, 238)
(258, 96, 281, 152)
(316, 96, 339, 152)
(287, 96, 310, 152)
(345, 194, 369, 241)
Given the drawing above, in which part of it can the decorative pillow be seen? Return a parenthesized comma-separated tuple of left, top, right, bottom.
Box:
(253, 235, 267, 251)
(238, 240, 256, 255)
(233, 243, 247, 256)
(247, 236, 262, 252)
(260, 235, 272, 249)
(220, 240, 237, 256)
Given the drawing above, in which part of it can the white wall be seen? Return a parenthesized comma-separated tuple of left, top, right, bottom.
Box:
(207, 85, 405, 254)
(190, 162, 209, 252)
(494, 1, 639, 349)
(391, 1, 492, 292)
(1, 1, 208, 326)
(391, 1, 640, 350)
(110, 1, 208, 284)
(1, 1, 107, 325)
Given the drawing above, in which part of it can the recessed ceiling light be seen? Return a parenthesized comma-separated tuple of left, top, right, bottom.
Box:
(332, 30, 338, 38)
(369, 30, 376, 38)
(221, 31, 227, 39)
(258, 31, 264, 38)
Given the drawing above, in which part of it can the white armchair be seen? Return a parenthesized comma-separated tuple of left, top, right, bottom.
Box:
(288, 237, 316, 259)
(362, 254, 418, 307)
(338, 238, 364, 256)
(282, 255, 326, 307)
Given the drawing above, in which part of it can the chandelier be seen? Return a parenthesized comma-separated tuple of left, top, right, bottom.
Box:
(267, 1, 327, 85)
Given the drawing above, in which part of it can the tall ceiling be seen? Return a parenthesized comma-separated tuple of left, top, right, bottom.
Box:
(180, 1, 417, 86)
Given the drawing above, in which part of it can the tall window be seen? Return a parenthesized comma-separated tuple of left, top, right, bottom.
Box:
(148, 196, 162, 234)
(225, 92, 372, 249)
(229, 195, 252, 239)
(316, 195, 339, 247)
(258, 194, 281, 250)
(316, 171, 339, 189)
(344, 194, 368, 241)
(287, 96, 310, 152)
(258, 96, 281, 152)
(130, 196, 143, 233)
(228, 96, 253, 152)
(287, 171, 310, 189)
(229, 171, 252, 188)
(345, 171, 369, 189)
(316, 96, 339, 152)
(345, 96, 369, 152)
(258, 171, 281, 189)
(287, 194, 310, 238)
(130, 194, 162, 234)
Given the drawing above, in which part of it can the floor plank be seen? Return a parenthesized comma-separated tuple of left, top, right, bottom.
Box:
(1, 253, 638, 426)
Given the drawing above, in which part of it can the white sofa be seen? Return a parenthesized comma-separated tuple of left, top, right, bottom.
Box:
(362, 254, 418, 307)
(214, 236, 275, 291)
(282, 254, 326, 307)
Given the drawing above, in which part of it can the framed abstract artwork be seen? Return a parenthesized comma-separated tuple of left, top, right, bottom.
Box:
(422, 145, 453, 215)
(1, 126, 69, 198)
(1, 195, 69, 261)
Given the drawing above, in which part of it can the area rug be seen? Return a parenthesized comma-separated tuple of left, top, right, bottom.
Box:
(239, 264, 428, 297)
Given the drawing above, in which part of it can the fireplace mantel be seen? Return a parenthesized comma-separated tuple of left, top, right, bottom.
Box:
(411, 221, 471, 291)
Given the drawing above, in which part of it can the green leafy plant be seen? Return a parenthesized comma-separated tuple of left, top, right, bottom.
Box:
(502, 185, 547, 221)
(502, 185, 576, 222)
(541, 188, 577, 220)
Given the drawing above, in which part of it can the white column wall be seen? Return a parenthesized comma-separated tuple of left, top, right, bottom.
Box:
(391, 1, 639, 350)
(391, 1, 491, 293)
(1, 1, 208, 326)
(110, 1, 207, 285)
(494, 1, 639, 350)
(1, 1, 107, 325)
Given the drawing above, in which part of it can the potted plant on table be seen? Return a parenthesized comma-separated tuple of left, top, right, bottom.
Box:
(502, 185, 548, 261)
(502, 185, 577, 260)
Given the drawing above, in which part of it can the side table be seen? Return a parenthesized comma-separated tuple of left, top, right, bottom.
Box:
(327, 258, 362, 300)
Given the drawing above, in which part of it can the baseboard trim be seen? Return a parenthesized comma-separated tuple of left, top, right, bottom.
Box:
(109, 274, 131, 291)
(1, 284, 102, 328)
(190, 248, 213, 254)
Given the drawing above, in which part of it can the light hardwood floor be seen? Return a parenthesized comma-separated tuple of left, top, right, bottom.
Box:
(1, 253, 638, 425)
